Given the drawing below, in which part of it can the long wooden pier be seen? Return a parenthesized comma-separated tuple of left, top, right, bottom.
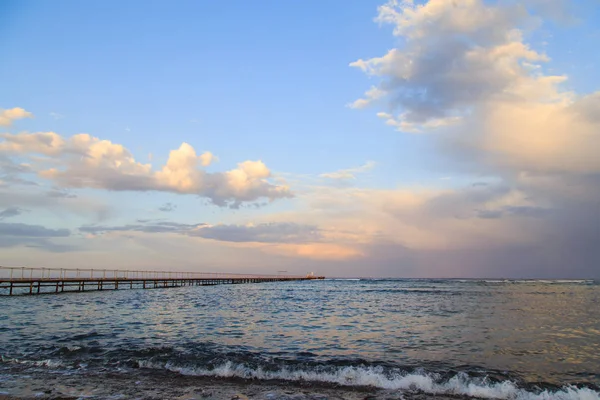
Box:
(0, 266, 324, 296)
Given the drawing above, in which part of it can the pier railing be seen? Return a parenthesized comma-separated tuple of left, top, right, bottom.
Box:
(0, 266, 306, 281)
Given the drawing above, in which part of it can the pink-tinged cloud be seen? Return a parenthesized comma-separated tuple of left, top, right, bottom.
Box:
(0, 107, 33, 127)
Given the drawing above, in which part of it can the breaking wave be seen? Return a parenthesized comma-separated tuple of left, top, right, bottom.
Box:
(4, 344, 599, 399)
(137, 359, 600, 400)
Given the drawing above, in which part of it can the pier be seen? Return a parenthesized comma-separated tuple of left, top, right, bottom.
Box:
(0, 266, 324, 296)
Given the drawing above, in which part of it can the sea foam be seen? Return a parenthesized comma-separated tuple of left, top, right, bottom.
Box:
(138, 360, 600, 400)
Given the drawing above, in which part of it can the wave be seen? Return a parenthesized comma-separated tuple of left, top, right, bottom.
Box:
(322, 278, 361, 281)
(473, 279, 596, 285)
(322, 279, 597, 285)
(1, 356, 63, 368)
(138, 360, 599, 400)
(3, 345, 599, 400)
(525, 280, 596, 285)
(362, 288, 464, 295)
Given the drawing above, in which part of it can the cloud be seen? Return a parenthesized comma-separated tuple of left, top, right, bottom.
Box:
(199, 151, 217, 166)
(376, 112, 461, 133)
(250, 168, 598, 276)
(49, 112, 64, 120)
(262, 242, 363, 261)
(0, 132, 292, 207)
(351, 1, 562, 125)
(0, 207, 25, 220)
(0, 1, 596, 278)
(341, 0, 600, 277)
(158, 202, 177, 212)
(80, 221, 204, 235)
(291, 184, 542, 251)
(0, 176, 38, 186)
(0, 107, 33, 126)
(46, 188, 77, 198)
(0, 131, 66, 155)
(476, 205, 549, 219)
(0, 220, 77, 253)
(472, 182, 489, 187)
(79, 220, 320, 245)
(0, 156, 32, 174)
(348, 86, 386, 109)
(189, 222, 321, 244)
(440, 92, 600, 176)
(0, 155, 38, 186)
(0, 222, 70, 237)
(0, 236, 76, 252)
(351, 0, 599, 174)
(0, 187, 111, 222)
(76, 218, 361, 261)
(320, 161, 376, 181)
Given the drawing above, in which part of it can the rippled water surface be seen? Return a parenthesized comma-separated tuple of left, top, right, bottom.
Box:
(1, 279, 599, 398)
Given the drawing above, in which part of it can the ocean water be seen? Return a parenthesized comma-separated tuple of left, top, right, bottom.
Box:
(1, 279, 599, 399)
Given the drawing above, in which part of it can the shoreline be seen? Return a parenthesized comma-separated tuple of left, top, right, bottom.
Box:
(0, 367, 466, 400)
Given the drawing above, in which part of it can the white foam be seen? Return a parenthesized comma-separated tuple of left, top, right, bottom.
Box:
(137, 361, 600, 400)
(3, 358, 64, 368)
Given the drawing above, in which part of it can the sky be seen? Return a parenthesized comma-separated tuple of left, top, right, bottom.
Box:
(1, 0, 599, 278)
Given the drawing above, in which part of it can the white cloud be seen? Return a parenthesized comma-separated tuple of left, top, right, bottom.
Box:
(349, 0, 563, 127)
(351, 0, 599, 173)
(0, 107, 33, 126)
(0, 131, 292, 207)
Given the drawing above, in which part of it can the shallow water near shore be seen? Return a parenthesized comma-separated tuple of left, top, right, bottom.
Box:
(1, 279, 599, 399)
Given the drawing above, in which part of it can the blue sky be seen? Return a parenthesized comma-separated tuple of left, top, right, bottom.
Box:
(1, 1, 460, 178)
(1, 0, 599, 277)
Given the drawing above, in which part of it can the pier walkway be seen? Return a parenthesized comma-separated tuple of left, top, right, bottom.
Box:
(0, 266, 324, 296)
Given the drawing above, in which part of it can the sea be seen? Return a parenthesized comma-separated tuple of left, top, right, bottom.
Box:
(0, 278, 599, 399)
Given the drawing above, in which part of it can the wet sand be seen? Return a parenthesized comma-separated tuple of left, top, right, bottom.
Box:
(0, 368, 465, 400)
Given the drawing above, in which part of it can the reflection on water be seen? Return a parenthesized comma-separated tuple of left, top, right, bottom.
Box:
(1, 279, 599, 386)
